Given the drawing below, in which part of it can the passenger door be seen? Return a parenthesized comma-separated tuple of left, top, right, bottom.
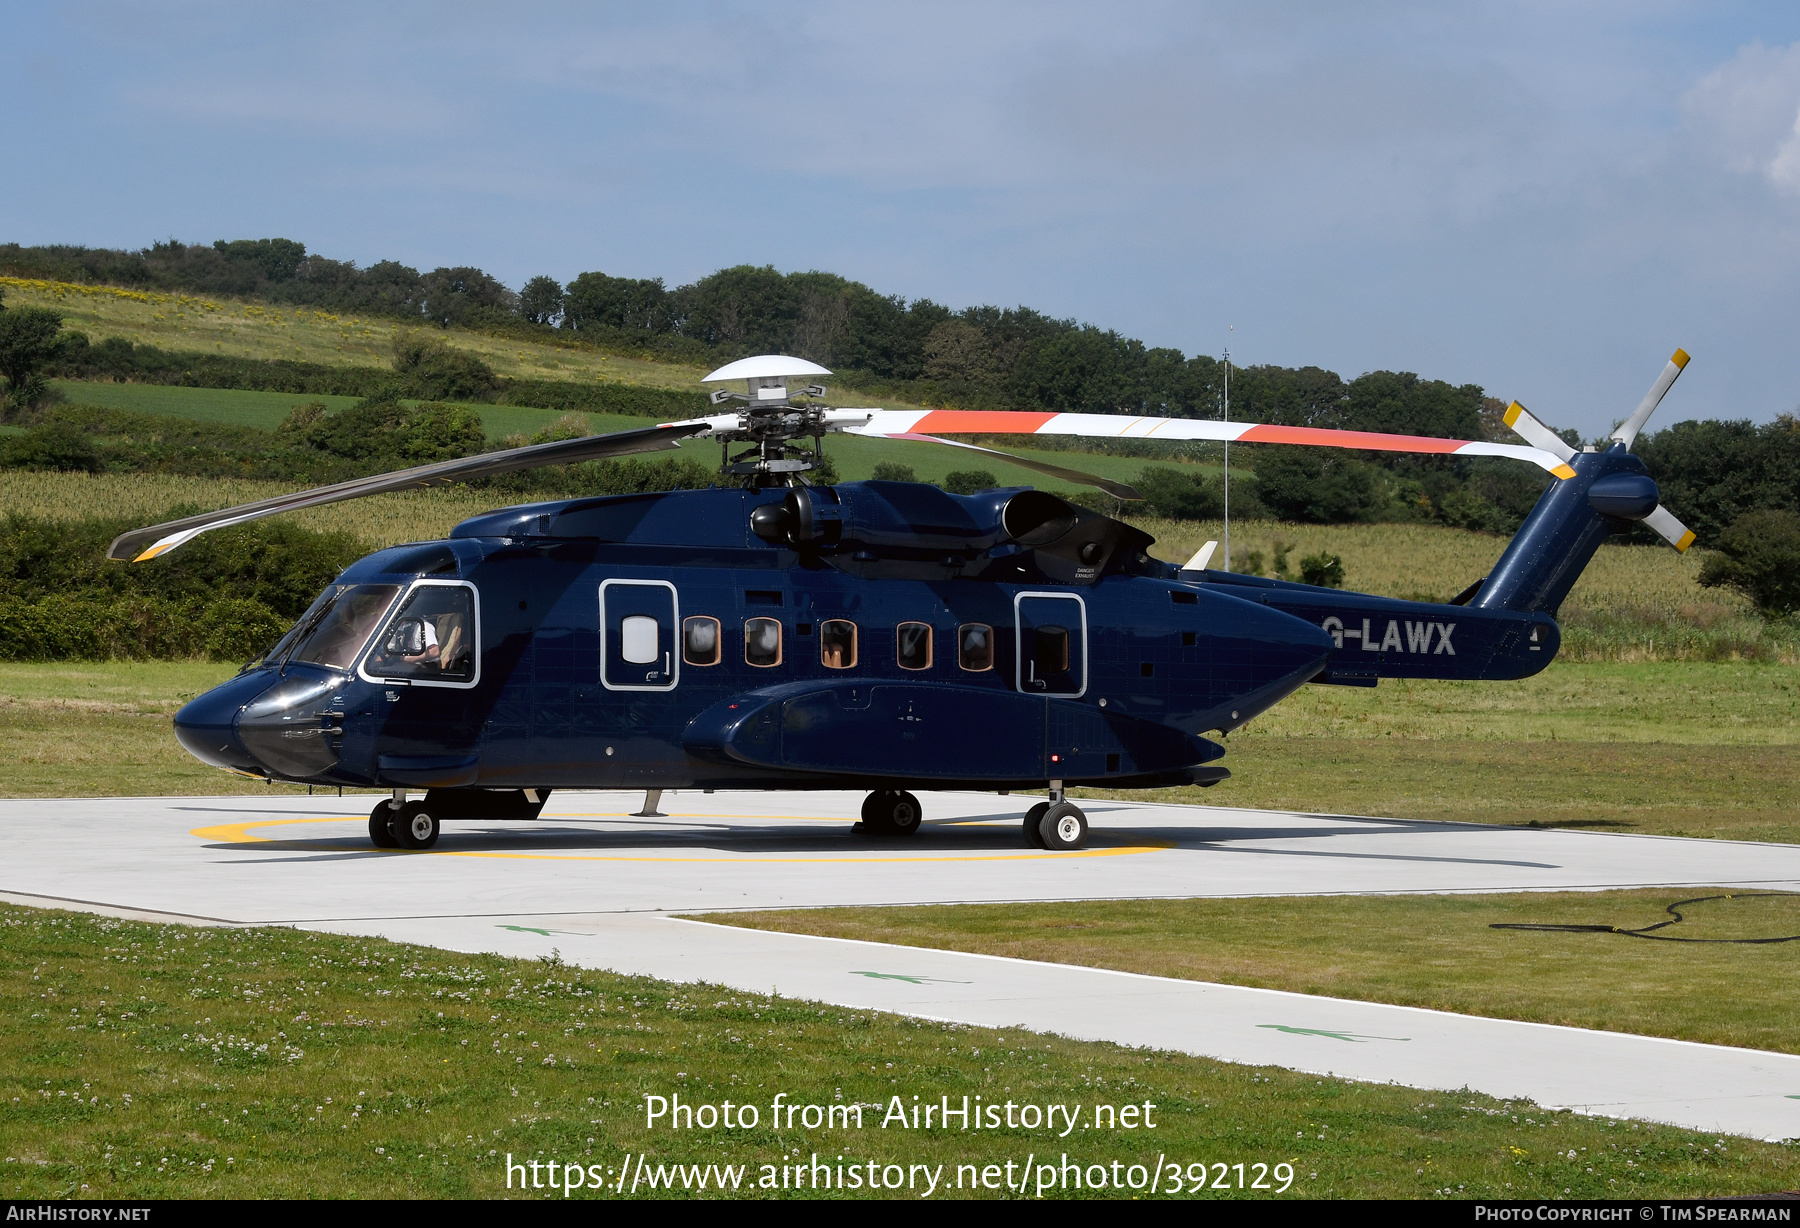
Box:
(1014, 592, 1087, 696)
(600, 579, 679, 691)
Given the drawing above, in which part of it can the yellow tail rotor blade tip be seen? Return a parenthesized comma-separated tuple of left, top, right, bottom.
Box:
(1551, 463, 1577, 480)
(1675, 529, 1696, 552)
(1503, 401, 1524, 426)
(1671, 348, 1690, 368)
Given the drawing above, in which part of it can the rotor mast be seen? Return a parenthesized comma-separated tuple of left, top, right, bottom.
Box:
(701, 356, 834, 489)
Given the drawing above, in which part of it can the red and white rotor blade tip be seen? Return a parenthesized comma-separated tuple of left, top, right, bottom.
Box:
(842, 409, 1578, 479)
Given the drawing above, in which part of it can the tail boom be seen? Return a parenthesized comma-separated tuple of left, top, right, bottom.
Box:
(1194, 572, 1559, 683)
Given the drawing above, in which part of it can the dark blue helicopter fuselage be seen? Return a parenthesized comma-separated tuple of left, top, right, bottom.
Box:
(173, 482, 1563, 797)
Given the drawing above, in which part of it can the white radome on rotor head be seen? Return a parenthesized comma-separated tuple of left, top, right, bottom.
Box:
(701, 355, 834, 383)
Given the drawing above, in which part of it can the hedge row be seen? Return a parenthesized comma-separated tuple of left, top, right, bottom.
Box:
(0, 595, 287, 662)
(491, 377, 709, 419)
(49, 339, 711, 418)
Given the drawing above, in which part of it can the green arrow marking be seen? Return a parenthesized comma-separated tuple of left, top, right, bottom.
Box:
(1258, 1024, 1411, 1043)
(849, 971, 973, 985)
(496, 925, 588, 937)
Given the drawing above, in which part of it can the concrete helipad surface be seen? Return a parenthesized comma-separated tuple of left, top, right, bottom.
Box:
(7, 789, 1800, 1140)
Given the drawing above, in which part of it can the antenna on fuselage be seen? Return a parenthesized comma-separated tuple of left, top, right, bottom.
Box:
(1222, 328, 1232, 573)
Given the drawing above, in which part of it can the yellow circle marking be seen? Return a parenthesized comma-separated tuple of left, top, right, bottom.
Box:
(189, 814, 1171, 864)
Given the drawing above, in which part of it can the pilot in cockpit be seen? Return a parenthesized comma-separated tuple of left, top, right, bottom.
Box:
(369, 608, 470, 677)
(400, 614, 441, 665)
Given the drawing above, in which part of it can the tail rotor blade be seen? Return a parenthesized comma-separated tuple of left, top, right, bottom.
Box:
(1642, 504, 1697, 552)
(1501, 401, 1576, 463)
(1612, 348, 1690, 451)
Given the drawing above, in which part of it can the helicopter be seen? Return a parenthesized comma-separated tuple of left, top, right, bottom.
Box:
(114, 350, 1698, 852)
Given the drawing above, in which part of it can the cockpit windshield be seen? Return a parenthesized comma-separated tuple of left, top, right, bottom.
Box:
(275, 583, 403, 671)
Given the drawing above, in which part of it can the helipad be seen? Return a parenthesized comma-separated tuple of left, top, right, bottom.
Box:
(7, 789, 1800, 1140)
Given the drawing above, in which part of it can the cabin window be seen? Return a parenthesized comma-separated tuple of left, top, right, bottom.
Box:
(744, 617, 783, 667)
(683, 616, 721, 666)
(362, 584, 475, 683)
(1035, 625, 1071, 675)
(958, 623, 993, 672)
(620, 616, 659, 664)
(820, 619, 857, 669)
(896, 621, 933, 671)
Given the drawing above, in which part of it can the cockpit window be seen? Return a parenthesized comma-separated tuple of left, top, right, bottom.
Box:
(282, 584, 401, 670)
(363, 584, 476, 682)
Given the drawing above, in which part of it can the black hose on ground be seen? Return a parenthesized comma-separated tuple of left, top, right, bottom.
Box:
(1490, 892, 1800, 945)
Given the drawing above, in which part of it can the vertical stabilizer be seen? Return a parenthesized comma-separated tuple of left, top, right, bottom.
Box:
(1473, 447, 1648, 614)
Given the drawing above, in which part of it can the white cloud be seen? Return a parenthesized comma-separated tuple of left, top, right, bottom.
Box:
(1681, 39, 1800, 192)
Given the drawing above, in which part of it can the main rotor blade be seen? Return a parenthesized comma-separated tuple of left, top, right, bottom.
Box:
(1642, 504, 1697, 552)
(1501, 401, 1577, 463)
(890, 432, 1143, 500)
(109, 421, 710, 561)
(1611, 348, 1690, 451)
(845, 409, 1578, 479)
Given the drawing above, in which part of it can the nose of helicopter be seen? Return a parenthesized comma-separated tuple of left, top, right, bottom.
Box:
(174, 669, 347, 779)
(172, 669, 273, 772)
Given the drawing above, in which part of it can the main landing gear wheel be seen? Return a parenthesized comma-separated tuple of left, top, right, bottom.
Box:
(858, 789, 923, 837)
(389, 802, 440, 850)
(1022, 801, 1050, 849)
(1037, 802, 1089, 851)
(368, 802, 401, 849)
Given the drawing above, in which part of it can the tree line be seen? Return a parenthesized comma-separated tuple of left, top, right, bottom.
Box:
(1, 240, 1796, 587)
(1, 237, 1481, 422)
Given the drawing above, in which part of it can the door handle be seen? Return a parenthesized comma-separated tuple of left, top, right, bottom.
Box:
(664, 650, 671, 676)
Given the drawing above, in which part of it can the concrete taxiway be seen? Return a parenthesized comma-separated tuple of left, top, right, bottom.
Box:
(5, 790, 1800, 1140)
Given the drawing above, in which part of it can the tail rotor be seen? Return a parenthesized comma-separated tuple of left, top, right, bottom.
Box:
(1501, 349, 1697, 554)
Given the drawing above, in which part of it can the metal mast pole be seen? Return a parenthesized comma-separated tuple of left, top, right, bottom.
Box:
(1222, 333, 1231, 573)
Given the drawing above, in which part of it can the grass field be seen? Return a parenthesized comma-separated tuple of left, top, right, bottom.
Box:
(703, 889, 1800, 1056)
(3, 902, 1792, 1200)
(3, 277, 711, 391)
(0, 662, 315, 799)
(1, 658, 1794, 843)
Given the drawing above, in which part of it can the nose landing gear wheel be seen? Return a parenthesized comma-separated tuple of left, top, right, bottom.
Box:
(857, 789, 923, 836)
(368, 802, 401, 849)
(1022, 801, 1050, 848)
(1037, 802, 1089, 851)
(390, 802, 440, 850)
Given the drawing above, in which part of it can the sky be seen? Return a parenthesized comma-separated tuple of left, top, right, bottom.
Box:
(7, 1, 1800, 436)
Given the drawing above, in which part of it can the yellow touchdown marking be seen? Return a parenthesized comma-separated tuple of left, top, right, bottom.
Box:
(190, 815, 1172, 865)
